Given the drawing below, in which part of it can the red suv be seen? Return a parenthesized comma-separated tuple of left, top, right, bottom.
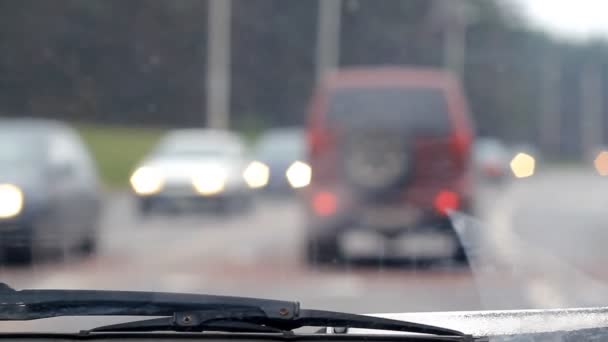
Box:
(304, 66, 475, 265)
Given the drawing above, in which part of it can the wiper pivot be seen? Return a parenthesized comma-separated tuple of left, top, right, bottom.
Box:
(90, 308, 282, 333)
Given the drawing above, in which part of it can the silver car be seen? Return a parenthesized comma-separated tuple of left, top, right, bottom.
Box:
(130, 129, 254, 215)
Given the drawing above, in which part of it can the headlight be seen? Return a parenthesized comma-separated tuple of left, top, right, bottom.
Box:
(192, 167, 227, 196)
(130, 167, 164, 195)
(510, 153, 535, 178)
(0, 184, 24, 219)
(243, 161, 269, 189)
(286, 161, 312, 188)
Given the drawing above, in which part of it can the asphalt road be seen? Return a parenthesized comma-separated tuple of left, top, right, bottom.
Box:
(2, 167, 608, 332)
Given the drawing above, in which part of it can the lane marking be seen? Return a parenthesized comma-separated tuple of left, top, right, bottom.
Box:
(485, 175, 608, 309)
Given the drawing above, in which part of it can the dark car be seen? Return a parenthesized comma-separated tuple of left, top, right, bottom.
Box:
(304, 67, 475, 265)
(252, 128, 308, 194)
(0, 119, 102, 263)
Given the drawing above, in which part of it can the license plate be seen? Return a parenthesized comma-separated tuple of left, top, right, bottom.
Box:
(393, 232, 457, 258)
(340, 231, 456, 258)
(362, 205, 421, 229)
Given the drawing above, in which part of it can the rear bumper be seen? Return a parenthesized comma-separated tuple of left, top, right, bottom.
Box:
(305, 192, 473, 239)
(308, 208, 451, 236)
(305, 176, 474, 234)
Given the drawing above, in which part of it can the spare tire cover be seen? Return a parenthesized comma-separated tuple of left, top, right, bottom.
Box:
(341, 129, 411, 194)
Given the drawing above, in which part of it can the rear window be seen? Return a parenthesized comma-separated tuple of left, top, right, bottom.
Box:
(326, 87, 451, 135)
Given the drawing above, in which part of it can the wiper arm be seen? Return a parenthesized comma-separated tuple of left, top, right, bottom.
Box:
(0, 283, 297, 321)
(0, 283, 472, 339)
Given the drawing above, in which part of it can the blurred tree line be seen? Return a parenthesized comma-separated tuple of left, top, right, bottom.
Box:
(0, 0, 607, 158)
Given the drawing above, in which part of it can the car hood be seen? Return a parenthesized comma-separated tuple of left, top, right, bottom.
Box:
(261, 158, 294, 172)
(0, 167, 45, 193)
(341, 307, 608, 337)
(142, 157, 245, 184)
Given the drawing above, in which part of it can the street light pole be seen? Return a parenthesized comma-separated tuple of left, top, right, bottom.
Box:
(316, 0, 342, 84)
(580, 62, 603, 159)
(540, 56, 562, 157)
(443, 7, 466, 80)
(206, 0, 232, 129)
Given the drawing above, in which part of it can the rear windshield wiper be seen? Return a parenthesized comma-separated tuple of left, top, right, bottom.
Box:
(0, 283, 477, 340)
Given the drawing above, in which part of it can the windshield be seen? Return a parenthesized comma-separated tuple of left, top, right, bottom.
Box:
(154, 135, 244, 159)
(155, 145, 241, 159)
(254, 132, 305, 161)
(1, 0, 608, 339)
(0, 131, 43, 167)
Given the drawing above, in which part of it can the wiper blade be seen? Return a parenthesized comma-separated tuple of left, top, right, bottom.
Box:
(87, 308, 468, 337)
(0, 283, 471, 339)
(91, 315, 284, 334)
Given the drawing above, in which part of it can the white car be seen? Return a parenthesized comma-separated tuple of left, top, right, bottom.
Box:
(473, 137, 510, 183)
(129, 129, 254, 215)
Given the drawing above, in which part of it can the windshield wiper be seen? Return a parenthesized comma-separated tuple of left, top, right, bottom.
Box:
(0, 283, 475, 340)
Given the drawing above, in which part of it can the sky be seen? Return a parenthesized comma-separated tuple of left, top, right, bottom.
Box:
(514, 0, 608, 39)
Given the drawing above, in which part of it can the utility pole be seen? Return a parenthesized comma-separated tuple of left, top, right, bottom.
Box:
(580, 62, 603, 159)
(206, 0, 232, 129)
(442, 0, 467, 81)
(539, 56, 562, 157)
(316, 0, 342, 84)
(429, 0, 469, 81)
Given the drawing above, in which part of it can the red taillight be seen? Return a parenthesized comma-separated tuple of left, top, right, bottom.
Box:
(312, 191, 337, 217)
(434, 190, 460, 216)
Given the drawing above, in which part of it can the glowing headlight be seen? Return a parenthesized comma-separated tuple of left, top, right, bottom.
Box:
(130, 166, 164, 195)
(510, 153, 535, 178)
(286, 161, 312, 188)
(243, 161, 270, 189)
(192, 167, 227, 196)
(0, 184, 24, 219)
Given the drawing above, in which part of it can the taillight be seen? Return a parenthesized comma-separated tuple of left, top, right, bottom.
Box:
(312, 191, 337, 217)
(434, 190, 460, 216)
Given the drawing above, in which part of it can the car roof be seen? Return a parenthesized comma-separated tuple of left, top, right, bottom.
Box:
(0, 117, 72, 136)
(162, 128, 244, 145)
(323, 66, 458, 89)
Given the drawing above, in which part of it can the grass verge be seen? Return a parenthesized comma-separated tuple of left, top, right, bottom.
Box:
(77, 124, 165, 188)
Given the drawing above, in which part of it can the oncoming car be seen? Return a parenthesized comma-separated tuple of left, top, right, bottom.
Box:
(250, 128, 310, 194)
(473, 137, 510, 183)
(0, 119, 101, 263)
(304, 67, 475, 265)
(130, 129, 254, 215)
